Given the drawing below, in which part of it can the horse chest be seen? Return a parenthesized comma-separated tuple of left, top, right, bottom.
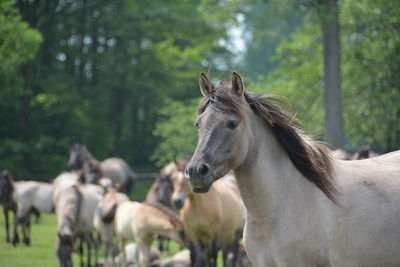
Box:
(244, 215, 329, 267)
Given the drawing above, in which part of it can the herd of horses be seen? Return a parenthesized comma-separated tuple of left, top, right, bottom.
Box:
(1, 72, 399, 267)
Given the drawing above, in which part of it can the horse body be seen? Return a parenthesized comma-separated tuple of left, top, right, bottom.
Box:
(56, 183, 103, 267)
(13, 181, 53, 217)
(0, 171, 49, 245)
(114, 201, 185, 266)
(186, 72, 400, 267)
(171, 170, 245, 266)
(68, 143, 136, 193)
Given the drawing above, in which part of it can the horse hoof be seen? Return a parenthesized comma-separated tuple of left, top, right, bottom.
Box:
(23, 238, 30, 246)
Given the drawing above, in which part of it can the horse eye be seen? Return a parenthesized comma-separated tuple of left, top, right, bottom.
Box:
(194, 122, 199, 128)
(227, 120, 239, 130)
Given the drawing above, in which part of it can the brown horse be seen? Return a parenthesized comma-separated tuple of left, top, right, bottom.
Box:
(146, 160, 188, 207)
(170, 169, 245, 267)
(114, 201, 187, 266)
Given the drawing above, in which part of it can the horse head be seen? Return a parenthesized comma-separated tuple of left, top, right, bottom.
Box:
(68, 143, 83, 169)
(170, 170, 191, 209)
(57, 232, 74, 267)
(157, 175, 173, 207)
(0, 170, 15, 202)
(185, 72, 250, 192)
(82, 160, 102, 184)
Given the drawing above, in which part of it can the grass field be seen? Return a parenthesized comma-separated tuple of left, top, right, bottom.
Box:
(0, 179, 156, 267)
(0, 179, 224, 266)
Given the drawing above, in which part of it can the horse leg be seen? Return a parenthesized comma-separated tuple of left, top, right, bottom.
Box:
(209, 240, 219, 267)
(3, 207, 10, 243)
(22, 216, 31, 245)
(86, 235, 91, 267)
(94, 233, 100, 266)
(12, 212, 19, 246)
(138, 235, 152, 267)
(227, 230, 242, 267)
(120, 239, 127, 267)
(79, 236, 85, 267)
(190, 241, 207, 267)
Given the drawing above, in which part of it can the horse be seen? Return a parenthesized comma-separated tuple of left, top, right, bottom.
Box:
(0, 170, 46, 245)
(56, 182, 103, 267)
(352, 144, 380, 160)
(185, 72, 400, 266)
(93, 188, 129, 264)
(145, 160, 189, 254)
(146, 160, 189, 207)
(0, 170, 18, 244)
(12, 179, 53, 245)
(170, 169, 245, 267)
(52, 171, 81, 209)
(114, 201, 186, 267)
(68, 143, 136, 193)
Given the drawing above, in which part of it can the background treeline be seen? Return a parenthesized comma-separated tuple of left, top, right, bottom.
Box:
(1, 0, 399, 179)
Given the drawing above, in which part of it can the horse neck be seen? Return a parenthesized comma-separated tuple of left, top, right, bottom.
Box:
(186, 186, 216, 214)
(82, 148, 96, 162)
(233, 113, 326, 221)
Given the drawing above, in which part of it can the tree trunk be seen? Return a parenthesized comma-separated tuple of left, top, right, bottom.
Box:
(320, 0, 344, 148)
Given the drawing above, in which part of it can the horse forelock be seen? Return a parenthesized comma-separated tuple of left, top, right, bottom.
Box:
(198, 83, 337, 202)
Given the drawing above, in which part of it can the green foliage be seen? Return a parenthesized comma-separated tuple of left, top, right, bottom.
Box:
(152, 99, 199, 167)
(0, 0, 234, 178)
(0, 0, 42, 72)
(251, 17, 325, 136)
(246, 0, 400, 151)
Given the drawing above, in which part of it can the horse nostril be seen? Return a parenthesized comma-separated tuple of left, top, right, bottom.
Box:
(198, 163, 210, 177)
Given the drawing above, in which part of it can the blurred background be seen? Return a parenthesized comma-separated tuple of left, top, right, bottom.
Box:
(1, 0, 399, 180)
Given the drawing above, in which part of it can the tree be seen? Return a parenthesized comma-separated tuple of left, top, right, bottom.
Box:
(319, 0, 344, 148)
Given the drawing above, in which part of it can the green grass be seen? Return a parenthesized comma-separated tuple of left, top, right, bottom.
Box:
(0, 179, 224, 266)
(0, 213, 59, 267)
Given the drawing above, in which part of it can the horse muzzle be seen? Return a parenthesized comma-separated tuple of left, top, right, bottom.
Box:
(185, 162, 214, 193)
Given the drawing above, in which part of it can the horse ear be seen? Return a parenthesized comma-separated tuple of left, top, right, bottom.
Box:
(231, 72, 245, 97)
(199, 72, 214, 96)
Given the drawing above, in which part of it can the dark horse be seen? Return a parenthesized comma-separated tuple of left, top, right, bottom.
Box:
(68, 143, 136, 194)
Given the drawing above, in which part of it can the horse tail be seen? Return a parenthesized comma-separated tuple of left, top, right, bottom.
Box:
(30, 207, 41, 224)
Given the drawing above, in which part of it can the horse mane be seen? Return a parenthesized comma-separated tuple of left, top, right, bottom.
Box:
(1, 170, 15, 191)
(144, 202, 184, 231)
(198, 82, 336, 202)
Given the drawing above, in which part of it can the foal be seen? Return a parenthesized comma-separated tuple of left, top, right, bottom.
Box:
(114, 201, 186, 266)
(93, 188, 129, 263)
